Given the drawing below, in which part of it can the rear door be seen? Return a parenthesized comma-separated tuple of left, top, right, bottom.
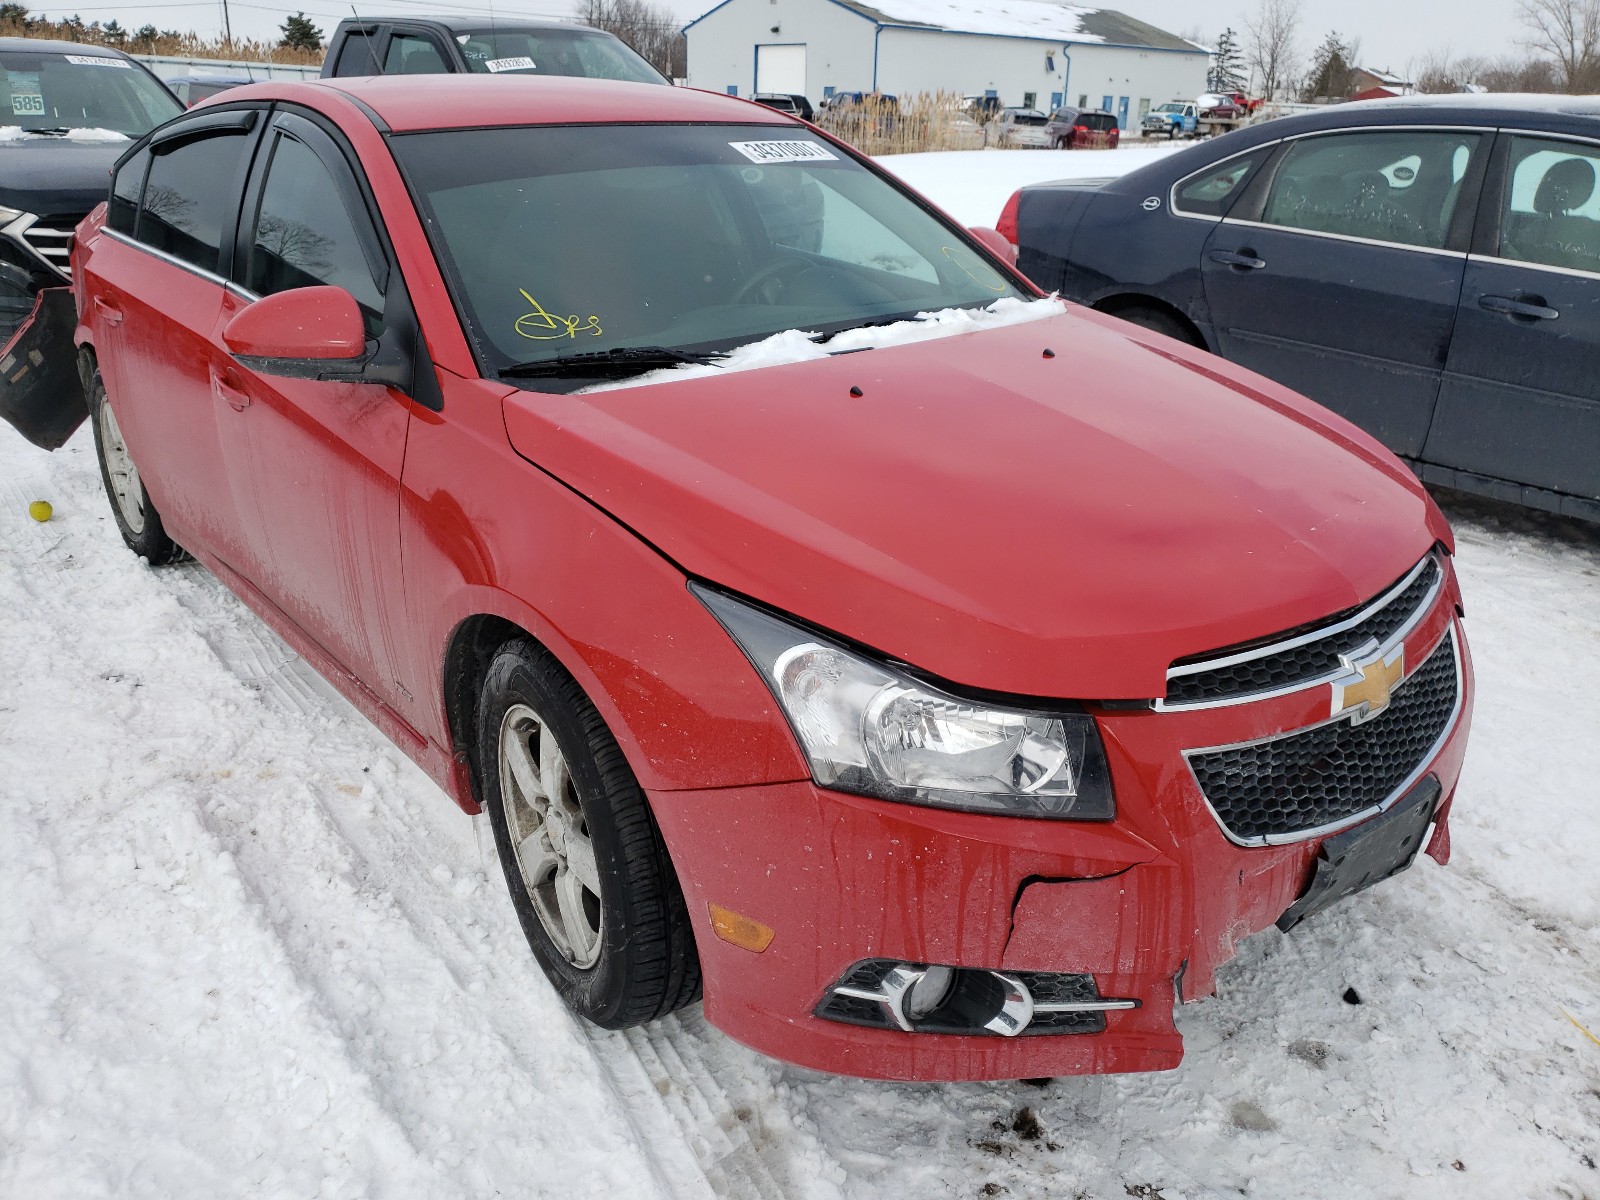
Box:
(1200, 126, 1486, 457)
(215, 109, 413, 698)
(82, 107, 262, 563)
(1428, 132, 1600, 507)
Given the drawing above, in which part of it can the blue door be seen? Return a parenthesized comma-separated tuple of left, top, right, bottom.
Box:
(1101, 94, 1112, 115)
(1117, 96, 1129, 129)
(1200, 128, 1486, 457)
(1429, 133, 1600, 505)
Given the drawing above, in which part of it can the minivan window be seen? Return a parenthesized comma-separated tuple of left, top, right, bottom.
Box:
(1499, 135, 1600, 276)
(0, 49, 180, 136)
(1260, 129, 1483, 249)
(248, 133, 385, 327)
(452, 28, 666, 84)
(136, 131, 252, 273)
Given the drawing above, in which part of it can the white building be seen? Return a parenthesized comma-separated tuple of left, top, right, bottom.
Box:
(682, 0, 1210, 131)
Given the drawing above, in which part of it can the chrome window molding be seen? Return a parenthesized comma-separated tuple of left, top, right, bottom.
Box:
(1183, 625, 1464, 849)
(1156, 552, 1444, 712)
(104, 226, 231, 290)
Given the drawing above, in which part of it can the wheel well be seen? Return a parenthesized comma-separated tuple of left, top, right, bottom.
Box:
(443, 614, 529, 806)
(1093, 295, 1207, 349)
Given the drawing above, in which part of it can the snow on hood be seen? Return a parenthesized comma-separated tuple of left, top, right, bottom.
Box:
(0, 126, 130, 142)
(582, 297, 1063, 393)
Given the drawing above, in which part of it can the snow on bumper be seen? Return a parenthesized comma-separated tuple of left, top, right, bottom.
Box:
(648, 608, 1473, 1082)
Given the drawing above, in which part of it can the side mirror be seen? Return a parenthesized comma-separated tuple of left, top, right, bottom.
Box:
(222, 286, 367, 379)
(968, 225, 1019, 265)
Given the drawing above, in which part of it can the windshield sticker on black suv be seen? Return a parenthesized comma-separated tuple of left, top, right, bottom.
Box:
(729, 141, 838, 165)
(65, 55, 131, 69)
(485, 57, 537, 73)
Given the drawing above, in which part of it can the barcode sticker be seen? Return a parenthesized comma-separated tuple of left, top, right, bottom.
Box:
(729, 140, 838, 164)
(484, 56, 536, 73)
(65, 55, 132, 68)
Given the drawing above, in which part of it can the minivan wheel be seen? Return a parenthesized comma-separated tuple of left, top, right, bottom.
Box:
(478, 639, 701, 1028)
(88, 367, 187, 565)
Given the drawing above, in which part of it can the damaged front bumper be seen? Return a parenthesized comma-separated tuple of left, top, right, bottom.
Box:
(0, 285, 87, 450)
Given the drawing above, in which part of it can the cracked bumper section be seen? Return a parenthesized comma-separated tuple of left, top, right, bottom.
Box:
(647, 633, 1472, 1082)
(0, 287, 87, 450)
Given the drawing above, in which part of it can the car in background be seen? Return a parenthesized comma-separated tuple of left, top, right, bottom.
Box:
(0, 37, 182, 448)
(995, 107, 1051, 148)
(45, 74, 1472, 1083)
(752, 93, 814, 121)
(321, 15, 668, 85)
(163, 73, 250, 106)
(1001, 94, 1600, 522)
(1044, 106, 1120, 149)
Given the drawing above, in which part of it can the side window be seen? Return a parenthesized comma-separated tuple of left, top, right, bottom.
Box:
(332, 29, 383, 77)
(248, 132, 385, 329)
(108, 144, 150, 235)
(136, 131, 252, 273)
(1499, 135, 1600, 276)
(383, 33, 448, 75)
(1260, 130, 1483, 250)
(1173, 148, 1272, 218)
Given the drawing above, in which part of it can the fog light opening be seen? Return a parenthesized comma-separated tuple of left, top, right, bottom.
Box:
(904, 965, 956, 1020)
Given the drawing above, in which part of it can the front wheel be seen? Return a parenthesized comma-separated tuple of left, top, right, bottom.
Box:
(88, 365, 187, 565)
(478, 639, 700, 1029)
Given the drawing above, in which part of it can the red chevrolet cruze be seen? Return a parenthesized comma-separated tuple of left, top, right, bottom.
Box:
(64, 76, 1472, 1081)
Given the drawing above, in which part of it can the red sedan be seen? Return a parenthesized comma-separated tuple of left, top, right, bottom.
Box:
(66, 75, 1472, 1081)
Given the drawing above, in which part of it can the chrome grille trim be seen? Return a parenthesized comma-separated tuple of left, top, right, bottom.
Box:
(1156, 552, 1445, 711)
(1183, 626, 1465, 848)
(3, 212, 83, 279)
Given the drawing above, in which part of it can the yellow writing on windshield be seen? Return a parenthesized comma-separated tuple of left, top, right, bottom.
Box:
(515, 289, 603, 340)
(941, 247, 1008, 292)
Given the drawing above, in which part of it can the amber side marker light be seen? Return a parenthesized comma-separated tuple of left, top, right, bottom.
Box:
(709, 904, 776, 953)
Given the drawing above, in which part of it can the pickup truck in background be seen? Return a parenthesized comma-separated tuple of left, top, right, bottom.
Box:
(321, 15, 669, 85)
(1142, 97, 1245, 140)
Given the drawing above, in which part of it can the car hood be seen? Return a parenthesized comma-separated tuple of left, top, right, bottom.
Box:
(0, 136, 128, 218)
(502, 310, 1442, 699)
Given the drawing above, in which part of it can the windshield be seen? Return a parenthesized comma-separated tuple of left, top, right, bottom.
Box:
(393, 123, 1025, 387)
(1155, 104, 1185, 114)
(453, 28, 666, 84)
(0, 50, 180, 136)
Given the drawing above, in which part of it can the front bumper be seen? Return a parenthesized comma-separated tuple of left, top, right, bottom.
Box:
(649, 608, 1473, 1081)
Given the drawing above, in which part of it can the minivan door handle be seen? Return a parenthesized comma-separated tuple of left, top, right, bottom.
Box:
(1480, 294, 1559, 321)
(1209, 249, 1267, 270)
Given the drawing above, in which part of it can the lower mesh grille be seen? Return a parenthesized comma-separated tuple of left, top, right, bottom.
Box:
(1188, 632, 1460, 844)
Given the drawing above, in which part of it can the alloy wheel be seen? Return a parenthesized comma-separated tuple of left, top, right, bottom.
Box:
(97, 399, 146, 535)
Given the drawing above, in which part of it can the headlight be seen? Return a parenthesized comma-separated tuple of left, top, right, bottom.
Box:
(694, 585, 1114, 820)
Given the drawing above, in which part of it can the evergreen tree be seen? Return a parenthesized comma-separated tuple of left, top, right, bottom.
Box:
(0, 3, 28, 25)
(1208, 27, 1249, 93)
(1302, 31, 1358, 99)
(279, 11, 322, 51)
(103, 18, 125, 44)
(133, 23, 158, 46)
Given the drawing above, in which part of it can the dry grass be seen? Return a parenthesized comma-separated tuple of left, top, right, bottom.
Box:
(0, 19, 325, 67)
(818, 91, 998, 156)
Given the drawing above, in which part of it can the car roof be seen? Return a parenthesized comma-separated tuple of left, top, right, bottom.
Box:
(337, 14, 594, 32)
(0, 37, 130, 57)
(226, 75, 796, 132)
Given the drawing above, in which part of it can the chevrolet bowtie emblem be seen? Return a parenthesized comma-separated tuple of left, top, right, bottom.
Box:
(1331, 643, 1405, 724)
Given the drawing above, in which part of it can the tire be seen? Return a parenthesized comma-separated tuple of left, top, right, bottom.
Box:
(1107, 304, 1206, 349)
(478, 638, 700, 1029)
(87, 365, 187, 566)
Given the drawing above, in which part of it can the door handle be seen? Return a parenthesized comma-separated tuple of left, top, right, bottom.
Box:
(1480, 294, 1559, 321)
(210, 368, 251, 411)
(1209, 249, 1267, 270)
(93, 296, 124, 326)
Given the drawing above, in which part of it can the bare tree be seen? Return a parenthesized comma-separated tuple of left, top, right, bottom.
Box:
(1517, 0, 1600, 91)
(580, 0, 685, 79)
(1245, 0, 1303, 101)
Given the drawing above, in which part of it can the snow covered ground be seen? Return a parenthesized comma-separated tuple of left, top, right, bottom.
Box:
(3, 148, 1599, 1200)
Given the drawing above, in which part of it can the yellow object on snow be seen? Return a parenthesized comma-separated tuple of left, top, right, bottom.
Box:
(28, 500, 52, 522)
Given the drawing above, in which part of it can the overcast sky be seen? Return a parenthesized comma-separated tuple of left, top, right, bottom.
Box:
(21, 0, 1522, 79)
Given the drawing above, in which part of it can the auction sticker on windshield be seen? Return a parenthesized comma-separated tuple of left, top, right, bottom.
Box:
(485, 57, 536, 73)
(65, 55, 131, 68)
(730, 140, 839, 164)
(7, 73, 43, 114)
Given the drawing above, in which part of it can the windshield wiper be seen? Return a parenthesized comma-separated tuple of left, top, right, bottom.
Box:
(15, 127, 72, 137)
(499, 346, 724, 379)
(812, 313, 928, 344)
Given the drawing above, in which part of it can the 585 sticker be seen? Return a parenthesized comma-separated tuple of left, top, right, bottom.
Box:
(729, 140, 838, 165)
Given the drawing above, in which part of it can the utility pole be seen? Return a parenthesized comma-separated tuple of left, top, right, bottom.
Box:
(220, 0, 232, 45)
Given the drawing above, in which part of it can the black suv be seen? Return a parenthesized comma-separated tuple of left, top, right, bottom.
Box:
(322, 16, 668, 84)
(0, 38, 181, 448)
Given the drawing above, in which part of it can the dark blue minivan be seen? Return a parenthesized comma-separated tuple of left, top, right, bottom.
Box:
(1006, 95, 1600, 522)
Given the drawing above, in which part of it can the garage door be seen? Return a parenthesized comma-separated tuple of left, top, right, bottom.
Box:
(755, 44, 807, 96)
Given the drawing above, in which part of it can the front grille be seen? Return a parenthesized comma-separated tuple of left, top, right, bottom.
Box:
(12, 214, 82, 278)
(1187, 632, 1460, 845)
(1164, 555, 1443, 708)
